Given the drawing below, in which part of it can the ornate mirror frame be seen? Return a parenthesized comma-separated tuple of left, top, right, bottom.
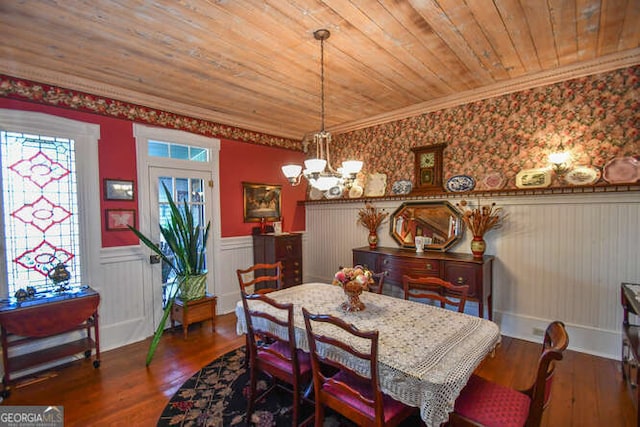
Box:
(389, 201, 464, 251)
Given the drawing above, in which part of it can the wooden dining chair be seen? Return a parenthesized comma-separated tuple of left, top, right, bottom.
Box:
(242, 293, 312, 426)
(402, 275, 469, 313)
(236, 261, 283, 295)
(449, 320, 569, 427)
(302, 307, 418, 427)
(367, 271, 386, 294)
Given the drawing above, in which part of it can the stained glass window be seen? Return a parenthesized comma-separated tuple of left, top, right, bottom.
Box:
(1, 131, 82, 294)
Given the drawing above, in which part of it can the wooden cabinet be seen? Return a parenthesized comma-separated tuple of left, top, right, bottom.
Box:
(353, 247, 494, 319)
(171, 293, 217, 339)
(253, 233, 303, 288)
(0, 287, 100, 395)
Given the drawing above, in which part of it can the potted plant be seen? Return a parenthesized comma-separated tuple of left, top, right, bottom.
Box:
(129, 184, 211, 365)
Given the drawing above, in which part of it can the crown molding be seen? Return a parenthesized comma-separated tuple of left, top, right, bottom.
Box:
(328, 48, 640, 135)
(0, 63, 301, 140)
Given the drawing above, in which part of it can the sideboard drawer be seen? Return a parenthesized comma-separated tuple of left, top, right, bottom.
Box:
(444, 262, 480, 298)
(381, 256, 440, 283)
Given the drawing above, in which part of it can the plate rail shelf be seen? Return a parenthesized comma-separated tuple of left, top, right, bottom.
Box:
(300, 183, 640, 205)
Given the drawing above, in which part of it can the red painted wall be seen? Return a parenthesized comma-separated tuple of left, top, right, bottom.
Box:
(0, 99, 307, 245)
(220, 139, 306, 237)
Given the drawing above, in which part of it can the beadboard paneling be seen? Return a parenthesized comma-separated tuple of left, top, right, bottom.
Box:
(304, 193, 640, 359)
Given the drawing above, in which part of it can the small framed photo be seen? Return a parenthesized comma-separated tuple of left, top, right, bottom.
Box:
(105, 209, 136, 231)
(104, 179, 134, 201)
(243, 182, 281, 222)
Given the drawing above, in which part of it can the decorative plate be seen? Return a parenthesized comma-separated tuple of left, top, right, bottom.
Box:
(348, 185, 364, 198)
(565, 166, 601, 186)
(391, 180, 413, 195)
(482, 172, 505, 190)
(325, 185, 344, 199)
(309, 187, 323, 200)
(445, 175, 475, 192)
(602, 157, 639, 184)
(515, 168, 551, 189)
(364, 173, 387, 197)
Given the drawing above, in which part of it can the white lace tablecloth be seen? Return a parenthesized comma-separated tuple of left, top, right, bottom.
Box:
(235, 283, 501, 426)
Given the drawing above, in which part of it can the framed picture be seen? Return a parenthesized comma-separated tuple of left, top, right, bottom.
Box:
(243, 182, 281, 222)
(104, 179, 134, 201)
(105, 209, 136, 231)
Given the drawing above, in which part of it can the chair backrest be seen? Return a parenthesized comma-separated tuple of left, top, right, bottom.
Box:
(524, 320, 569, 427)
(368, 271, 386, 294)
(242, 292, 298, 368)
(302, 307, 385, 424)
(402, 275, 469, 313)
(236, 261, 283, 295)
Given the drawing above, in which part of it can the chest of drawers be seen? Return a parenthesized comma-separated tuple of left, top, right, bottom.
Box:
(353, 247, 494, 319)
(253, 233, 303, 288)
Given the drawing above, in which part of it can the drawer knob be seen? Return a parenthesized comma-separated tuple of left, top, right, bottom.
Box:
(286, 244, 293, 252)
(425, 263, 432, 270)
(383, 259, 389, 265)
(456, 277, 466, 285)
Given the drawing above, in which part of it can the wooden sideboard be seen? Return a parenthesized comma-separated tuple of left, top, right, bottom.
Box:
(0, 286, 100, 396)
(353, 246, 494, 319)
(253, 233, 303, 288)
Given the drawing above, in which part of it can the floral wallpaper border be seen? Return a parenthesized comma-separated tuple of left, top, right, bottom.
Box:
(0, 74, 300, 150)
(333, 65, 640, 192)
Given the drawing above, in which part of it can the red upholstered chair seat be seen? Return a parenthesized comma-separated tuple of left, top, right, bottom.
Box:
(257, 341, 311, 375)
(323, 371, 412, 423)
(454, 374, 531, 427)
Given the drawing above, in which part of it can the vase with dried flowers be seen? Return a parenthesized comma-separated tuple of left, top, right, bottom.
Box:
(332, 265, 374, 312)
(456, 200, 507, 259)
(357, 203, 388, 250)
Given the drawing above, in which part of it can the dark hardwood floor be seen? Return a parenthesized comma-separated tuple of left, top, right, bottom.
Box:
(0, 313, 635, 426)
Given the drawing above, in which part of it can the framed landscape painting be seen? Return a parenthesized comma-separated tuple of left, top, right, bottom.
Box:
(243, 182, 281, 222)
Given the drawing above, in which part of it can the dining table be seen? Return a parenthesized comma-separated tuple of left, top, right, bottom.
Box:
(235, 282, 501, 427)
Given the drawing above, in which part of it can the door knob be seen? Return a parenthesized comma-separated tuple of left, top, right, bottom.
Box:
(150, 254, 161, 264)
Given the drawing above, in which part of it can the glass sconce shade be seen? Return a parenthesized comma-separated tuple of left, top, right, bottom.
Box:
(304, 158, 327, 174)
(341, 160, 363, 175)
(281, 164, 302, 179)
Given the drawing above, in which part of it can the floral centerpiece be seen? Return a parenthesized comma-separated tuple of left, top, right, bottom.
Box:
(357, 203, 388, 249)
(456, 200, 507, 259)
(332, 265, 374, 312)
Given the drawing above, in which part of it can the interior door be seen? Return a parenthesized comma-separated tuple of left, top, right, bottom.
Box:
(148, 167, 214, 328)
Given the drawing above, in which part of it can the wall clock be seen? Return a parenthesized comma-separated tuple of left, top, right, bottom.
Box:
(411, 144, 445, 193)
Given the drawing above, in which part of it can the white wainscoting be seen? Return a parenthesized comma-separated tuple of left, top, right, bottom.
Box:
(303, 192, 640, 360)
(98, 245, 151, 350)
(96, 235, 262, 351)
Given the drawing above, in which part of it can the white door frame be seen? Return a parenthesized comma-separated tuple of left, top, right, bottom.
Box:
(133, 124, 221, 336)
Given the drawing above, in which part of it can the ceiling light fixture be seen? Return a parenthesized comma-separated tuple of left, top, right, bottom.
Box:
(281, 29, 363, 191)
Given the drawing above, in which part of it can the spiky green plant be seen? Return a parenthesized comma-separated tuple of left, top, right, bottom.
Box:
(129, 183, 211, 365)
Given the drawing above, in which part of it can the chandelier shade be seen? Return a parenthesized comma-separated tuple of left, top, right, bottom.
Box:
(281, 29, 363, 191)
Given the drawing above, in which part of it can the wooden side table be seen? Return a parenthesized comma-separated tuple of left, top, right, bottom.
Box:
(170, 293, 217, 339)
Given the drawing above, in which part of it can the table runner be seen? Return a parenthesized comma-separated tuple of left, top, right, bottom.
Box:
(235, 282, 500, 426)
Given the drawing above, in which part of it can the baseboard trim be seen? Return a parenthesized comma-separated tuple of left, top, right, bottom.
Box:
(494, 310, 619, 360)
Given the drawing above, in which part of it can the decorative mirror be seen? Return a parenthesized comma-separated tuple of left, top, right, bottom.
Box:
(389, 201, 463, 251)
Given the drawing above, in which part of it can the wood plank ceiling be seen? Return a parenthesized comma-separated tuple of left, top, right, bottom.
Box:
(1, 1, 639, 141)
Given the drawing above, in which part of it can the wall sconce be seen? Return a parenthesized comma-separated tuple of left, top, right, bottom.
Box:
(548, 143, 571, 175)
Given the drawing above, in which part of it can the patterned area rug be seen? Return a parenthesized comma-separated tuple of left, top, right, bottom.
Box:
(157, 346, 423, 427)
